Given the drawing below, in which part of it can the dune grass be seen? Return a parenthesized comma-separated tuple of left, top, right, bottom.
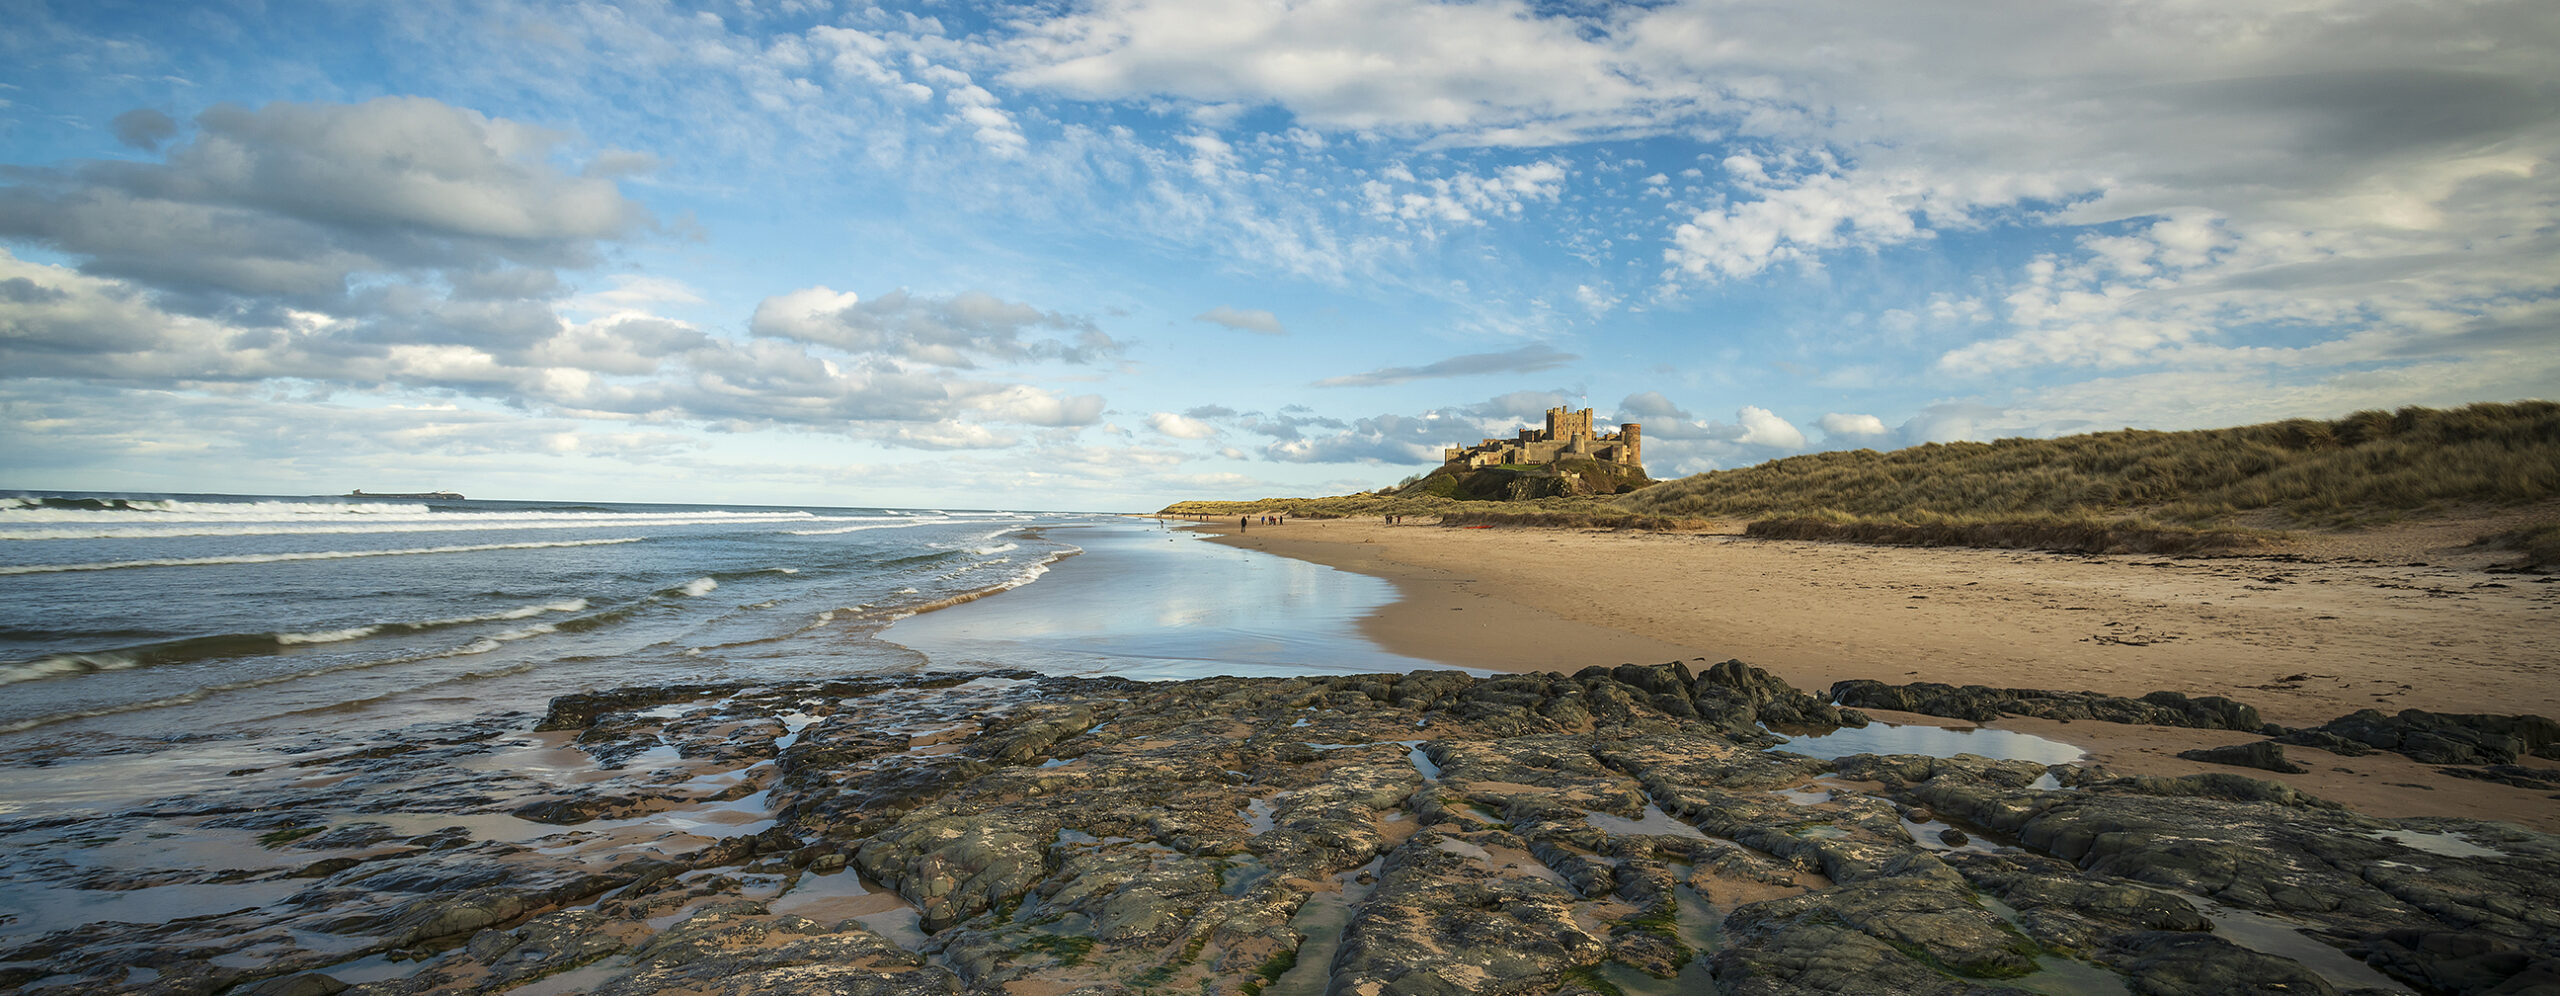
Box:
(1159, 402, 2557, 555)
(1615, 401, 2559, 528)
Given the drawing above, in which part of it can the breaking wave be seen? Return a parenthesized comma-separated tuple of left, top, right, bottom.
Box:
(871, 544, 1082, 623)
(0, 537, 647, 575)
(0, 598, 595, 686)
(0, 507, 900, 541)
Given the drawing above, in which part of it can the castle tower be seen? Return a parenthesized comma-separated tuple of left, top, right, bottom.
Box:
(1544, 406, 1596, 441)
(1619, 423, 1641, 465)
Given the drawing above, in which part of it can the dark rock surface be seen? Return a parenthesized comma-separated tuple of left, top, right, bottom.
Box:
(0, 663, 2554, 996)
(1830, 679, 2271, 732)
(2177, 739, 2309, 774)
(2279, 708, 2560, 766)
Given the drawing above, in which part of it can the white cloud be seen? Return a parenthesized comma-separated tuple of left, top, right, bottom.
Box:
(1733, 405, 1805, 449)
(1314, 343, 1578, 387)
(1665, 162, 1951, 282)
(1003, 0, 1662, 143)
(1817, 412, 1888, 440)
(887, 421, 1021, 450)
(1147, 411, 1218, 439)
(0, 249, 1107, 439)
(749, 287, 1119, 368)
(1573, 283, 1620, 316)
(0, 97, 650, 308)
(1615, 391, 1688, 419)
(1359, 160, 1568, 227)
(1194, 306, 1285, 335)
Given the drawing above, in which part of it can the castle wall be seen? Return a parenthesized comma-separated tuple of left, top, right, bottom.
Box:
(1441, 406, 1646, 473)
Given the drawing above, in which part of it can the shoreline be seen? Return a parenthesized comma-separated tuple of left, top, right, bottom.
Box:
(1189, 515, 2560, 831)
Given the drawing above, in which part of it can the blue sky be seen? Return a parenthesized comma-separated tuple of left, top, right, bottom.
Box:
(2, 0, 2553, 510)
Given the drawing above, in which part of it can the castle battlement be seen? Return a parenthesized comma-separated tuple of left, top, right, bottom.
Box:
(1442, 407, 1643, 472)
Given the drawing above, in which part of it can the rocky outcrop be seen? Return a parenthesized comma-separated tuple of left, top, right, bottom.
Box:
(2177, 739, 2309, 774)
(2279, 708, 2560, 766)
(2, 667, 2555, 996)
(1831, 679, 2272, 732)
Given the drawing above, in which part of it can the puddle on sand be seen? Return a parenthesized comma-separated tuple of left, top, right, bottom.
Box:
(1241, 795, 1280, 834)
(1586, 803, 1712, 842)
(2374, 829, 2506, 859)
(0, 877, 304, 939)
(770, 869, 912, 924)
(855, 906, 931, 951)
(1900, 813, 2016, 856)
(1597, 879, 1723, 996)
(1765, 721, 2083, 764)
(769, 710, 819, 753)
(1262, 857, 1382, 996)
(2196, 900, 2415, 994)
(1300, 737, 1443, 778)
(311, 951, 430, 986)
(505, 954, 631, 996)
(1771, 783, 1834, 806)
(1220, 855, 1273, 897)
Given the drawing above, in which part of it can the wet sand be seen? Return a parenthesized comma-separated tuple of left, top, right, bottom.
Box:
(1191, 516, 2560, 831)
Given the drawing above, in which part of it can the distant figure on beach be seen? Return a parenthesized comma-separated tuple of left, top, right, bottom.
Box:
(1240, 516, 1248, 531)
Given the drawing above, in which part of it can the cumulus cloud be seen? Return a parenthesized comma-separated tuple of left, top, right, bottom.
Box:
(1147, 411, 1218, 439)
(750, 287, 1120, 368)
(1730, 405, 1805, 449)
(1194, 306, 1285, 335)
(110, 109, 177, 151)
(1003, 0, 1664, 143)
(886, 421, 1021, 450)
(1818, 412, 1889, 441)
(994, 0, 2559, 411)
(1313, 342, 1578, 387)
(1616, 391, 1689, 419)
(1261, 412, 1451, 463)
(0, 249, 1109, 438)
(0, 97, 648, 311)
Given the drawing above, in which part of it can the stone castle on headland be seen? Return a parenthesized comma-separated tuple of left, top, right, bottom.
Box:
(1444, 407, 1643, 471)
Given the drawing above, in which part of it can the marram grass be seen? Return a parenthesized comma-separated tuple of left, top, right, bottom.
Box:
(1616, 401, 2559, 527)
(1160, 402, 2558, 555)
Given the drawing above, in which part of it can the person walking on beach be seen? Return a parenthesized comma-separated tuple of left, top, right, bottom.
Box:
(1240, 516, 1249, 531)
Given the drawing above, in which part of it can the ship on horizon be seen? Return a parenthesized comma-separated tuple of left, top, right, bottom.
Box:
(346, 489, 466, 500)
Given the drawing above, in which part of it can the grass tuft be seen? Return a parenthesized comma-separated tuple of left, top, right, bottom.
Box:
(1616, 401, 2560, 527)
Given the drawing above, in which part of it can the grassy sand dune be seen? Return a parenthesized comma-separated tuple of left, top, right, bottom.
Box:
(1621, 401, 2557, 524)
(1165, 401, 2560, 557)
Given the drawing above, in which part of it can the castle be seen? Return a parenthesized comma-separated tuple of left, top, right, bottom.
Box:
(1443, 407, 1643, 471)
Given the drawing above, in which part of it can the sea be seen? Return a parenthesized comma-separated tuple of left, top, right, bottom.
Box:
(0, 491, 1444, 753)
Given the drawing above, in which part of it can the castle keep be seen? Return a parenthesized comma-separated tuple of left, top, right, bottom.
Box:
(1443, 407, 1643, 471)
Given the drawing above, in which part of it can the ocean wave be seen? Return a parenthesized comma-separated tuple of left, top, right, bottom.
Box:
(0, 509, 890, 541)
(0, 598, 597, 686)
(873, 544, 1083, 623)
(0, 619, 570, 732)
(4, 497, 431, 518)
(665, 577, 719, 598)
(0, 537, 646, 575)
(274, 626, 383, 646)
(0, 689, 212, 735)
(784, 520, 941, 536)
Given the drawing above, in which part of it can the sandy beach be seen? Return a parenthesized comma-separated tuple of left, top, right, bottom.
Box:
(1196, 515, 2560, 830)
